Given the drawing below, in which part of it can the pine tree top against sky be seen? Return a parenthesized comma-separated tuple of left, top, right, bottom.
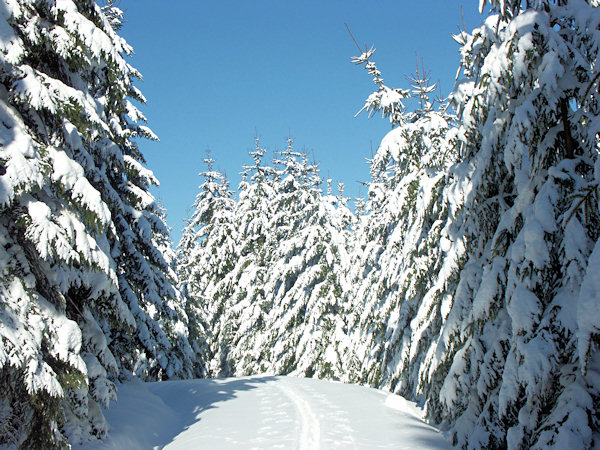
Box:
(117, 0, 485, 242)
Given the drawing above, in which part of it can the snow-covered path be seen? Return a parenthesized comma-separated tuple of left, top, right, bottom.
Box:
(78, 376, 451, 449)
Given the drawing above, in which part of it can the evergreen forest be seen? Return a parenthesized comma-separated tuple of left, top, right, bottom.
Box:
(0, 0, 599, 448)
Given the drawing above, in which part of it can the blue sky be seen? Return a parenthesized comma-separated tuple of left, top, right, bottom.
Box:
(118, 1, 484, 244)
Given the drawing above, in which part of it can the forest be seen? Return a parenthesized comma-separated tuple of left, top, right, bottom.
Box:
(0, 0, 599, 448)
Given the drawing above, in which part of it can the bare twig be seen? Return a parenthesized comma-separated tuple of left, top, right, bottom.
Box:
(345, 22, 364, 53)
(581, 70, 600, 106)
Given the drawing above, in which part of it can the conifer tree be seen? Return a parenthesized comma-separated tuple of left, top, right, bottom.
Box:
(226, 140, 279, 375)
(177, 151, 235, 377)
(185, 139, 354, 379)
(346, 3, 600, 446)
(257, 141, 353, 378)
(429, 2, 600, 447)
(344, 52, 459, 395)
(0, 1, 191, 446)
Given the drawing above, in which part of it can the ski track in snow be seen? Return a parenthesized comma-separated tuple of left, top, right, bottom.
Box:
(76, 376, 451, 449)
(275, 379, 321, 449)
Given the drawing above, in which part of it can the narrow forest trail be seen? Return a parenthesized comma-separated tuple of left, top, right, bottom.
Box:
(78, 376, 451, 449)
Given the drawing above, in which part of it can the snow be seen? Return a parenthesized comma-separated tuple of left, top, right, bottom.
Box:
(507, 286, 542, 335)
(578, 239, 600, 368)
(77, 376, 451, 449)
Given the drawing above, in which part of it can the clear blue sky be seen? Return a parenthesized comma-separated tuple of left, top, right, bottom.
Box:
(118, 1, 484, 244)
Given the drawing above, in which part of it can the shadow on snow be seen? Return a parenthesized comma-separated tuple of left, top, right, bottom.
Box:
(97, 375, 277, 449)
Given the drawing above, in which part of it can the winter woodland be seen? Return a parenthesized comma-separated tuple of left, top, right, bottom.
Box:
(1, 0, 599, 448)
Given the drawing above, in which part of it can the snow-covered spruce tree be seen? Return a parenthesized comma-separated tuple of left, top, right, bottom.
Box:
(198, 139, 353, 378)
(342, 51, 460, 398)
(150, 201, 194, 378)
(224, 140, 279, 376)
(177, 151, 235, 377)
(0, 1, 191, 446)
(422, 2, 600, 447)
(256, 141, 353, 378)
